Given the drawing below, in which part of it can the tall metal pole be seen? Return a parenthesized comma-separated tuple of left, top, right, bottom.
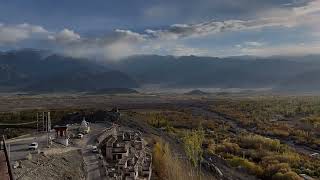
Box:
(47, 112, 51, 147)
(42, 112, 45, 132)
(36, 113, 39, 132)
(44, 112, 47, 132)
(48, 112, 51, 131)
(8, 144, 10, 160)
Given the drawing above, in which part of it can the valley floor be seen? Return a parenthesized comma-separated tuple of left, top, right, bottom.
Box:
(1, 93, 320, 179)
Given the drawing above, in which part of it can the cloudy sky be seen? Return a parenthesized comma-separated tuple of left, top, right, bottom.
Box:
(0, 0, 319, 59)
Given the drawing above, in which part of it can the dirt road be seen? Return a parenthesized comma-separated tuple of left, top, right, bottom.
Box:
(76, 123, 108, 180)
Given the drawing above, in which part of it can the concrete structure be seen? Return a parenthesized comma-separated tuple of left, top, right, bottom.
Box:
(99, 127, 152, 180)
(53, 125, 69, 146)
(97, 124, 118, 144)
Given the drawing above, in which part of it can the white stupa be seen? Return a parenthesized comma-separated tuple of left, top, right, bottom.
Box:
(80, 117, 90, 133)
(81, 117, 88, 127)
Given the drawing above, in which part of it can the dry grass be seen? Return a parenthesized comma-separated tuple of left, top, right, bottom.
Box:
(152, 139, 213, 180)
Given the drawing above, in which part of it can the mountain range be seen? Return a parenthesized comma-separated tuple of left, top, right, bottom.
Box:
(1, 49, 320, 93)
(0, 49, 138, 92)
(110, 54, 320, 92)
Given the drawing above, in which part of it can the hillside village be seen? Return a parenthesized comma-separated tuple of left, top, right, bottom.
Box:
(98, 125, 152, 179)
(1, 108, 152, 180)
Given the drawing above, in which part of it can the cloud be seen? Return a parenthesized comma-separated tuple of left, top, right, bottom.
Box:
(293, 0, 320, 16)
(140, 12, 304, 43)
(145, 19, 294, 40)
(169, 44, 209, 56)
(58, 29, 147, 60)
(142, 0, 319, 40)
(55, 0, 320, 59)
(0, 23, 48, 44)
(236, 41, 265, 48)
(47, 0, 320, 59)
(48, 29, 81, 43)
(114, 29, 147, 42)
(244, 42, 264, 47)
(59, 28, 209, 59)
(140, 41, 209, 56)
(239, 42, 320, 56)
(1, 0, 320, 59)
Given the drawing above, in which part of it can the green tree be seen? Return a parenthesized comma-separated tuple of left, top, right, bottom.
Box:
(183, 126, 205, 167)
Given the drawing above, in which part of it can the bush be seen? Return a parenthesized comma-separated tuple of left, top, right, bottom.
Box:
(214, 142, 240, 155)
(239, 135, 282, 152)
(264, 163, 291, 178)
(228, 156, 263, 176)
(270, 128, 290, 137)
(262, 152, 300, 166)
(272, 171, 302, 180)
(183, 127, 205, 167)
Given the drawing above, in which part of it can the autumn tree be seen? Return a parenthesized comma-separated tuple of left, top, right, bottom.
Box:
(183, 126, 205, 168)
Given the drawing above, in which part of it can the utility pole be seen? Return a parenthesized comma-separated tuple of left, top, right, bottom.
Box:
(36, 111, 51, 147)
(37, 112, 50, 132)
(41, 112, 43, 131)
(47, 112, 51, 147)
(8, 144, 10, 160)
(36, 113, 39, 132)
(43, 112, 46, 132)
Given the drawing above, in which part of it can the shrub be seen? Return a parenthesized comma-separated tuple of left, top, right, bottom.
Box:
(183, 127, 205, 167)
(262, 152, 300, 166)
(214, 142, 240, 155)
(228, 156, 263, 176)
(239, 135, 282, 152)
(270, 128, 290, 137)
(264, 163, 291, 178)
(272, 171, 302, 180)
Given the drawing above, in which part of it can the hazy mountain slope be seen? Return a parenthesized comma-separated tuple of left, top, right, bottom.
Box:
(111, 55, 320, 89)
(2, 49, 320, 93)
(0, 49, 139, 92)
(278, 70, 320, 92)
(25, 71, 139, 92)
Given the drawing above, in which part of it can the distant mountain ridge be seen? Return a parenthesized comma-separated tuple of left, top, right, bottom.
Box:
(279, 70, 320, 92)
(0, 49, 139, 92)
(1, 49, 320, 93)
(185, 89, 210, 95)
(110, 55, 320, 92)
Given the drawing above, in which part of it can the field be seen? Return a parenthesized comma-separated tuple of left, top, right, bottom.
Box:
(122, 95, 320, 179)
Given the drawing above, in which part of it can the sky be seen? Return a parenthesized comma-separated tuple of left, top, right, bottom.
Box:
(0, 0, 320, 59)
